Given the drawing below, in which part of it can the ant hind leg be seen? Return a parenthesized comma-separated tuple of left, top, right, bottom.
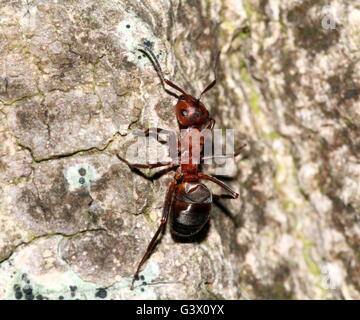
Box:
(131, 179, 177, 290)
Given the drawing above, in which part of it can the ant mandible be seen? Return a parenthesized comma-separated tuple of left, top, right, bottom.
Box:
(122, 46, 240, 290)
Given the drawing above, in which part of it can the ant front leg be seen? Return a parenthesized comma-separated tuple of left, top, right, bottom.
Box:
(197, 173, 239, 199)
(131, 179, 177, 290)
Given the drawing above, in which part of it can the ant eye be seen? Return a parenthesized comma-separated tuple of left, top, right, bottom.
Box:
(180, 109, 188, 117)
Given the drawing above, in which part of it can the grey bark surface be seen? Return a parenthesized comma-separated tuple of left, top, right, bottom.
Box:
(0, 0, 359, 299)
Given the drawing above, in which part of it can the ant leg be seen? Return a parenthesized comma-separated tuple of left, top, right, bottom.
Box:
(213, 194, 235, 199)
(130, 162, 173, 169)
(197, 174, 239, 199)
(213, 195, 240, 227)
(116, 154, 173, 169)
(147, 165, 180, 181)
(131, 179, 177, 290)
(134, 128, 176, 145)
(201, 144, 247, 161)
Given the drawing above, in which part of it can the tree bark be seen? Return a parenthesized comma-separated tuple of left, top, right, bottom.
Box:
(0, 0, 359, 299)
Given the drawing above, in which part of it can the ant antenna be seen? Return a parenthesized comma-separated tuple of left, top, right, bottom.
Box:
(198, 51, 220, 101)
(198, 79, 216, 101)
(138, 46, 188, 96)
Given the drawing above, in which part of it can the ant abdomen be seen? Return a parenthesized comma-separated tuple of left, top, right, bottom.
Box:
(170, 182, 212, 237)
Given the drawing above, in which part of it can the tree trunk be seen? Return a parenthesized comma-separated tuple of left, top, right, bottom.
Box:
(0, 0, 359, 299)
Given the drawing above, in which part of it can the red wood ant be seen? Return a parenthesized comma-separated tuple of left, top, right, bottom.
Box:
(122, 46, 240, 290)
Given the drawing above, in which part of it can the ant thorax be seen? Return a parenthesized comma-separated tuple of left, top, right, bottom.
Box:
(179, 127, 207, 168)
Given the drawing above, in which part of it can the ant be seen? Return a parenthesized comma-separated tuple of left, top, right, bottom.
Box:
(121, 46, 241, 290)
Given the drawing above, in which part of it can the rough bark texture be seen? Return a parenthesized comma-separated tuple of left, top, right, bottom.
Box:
(0, 0, 359, 300)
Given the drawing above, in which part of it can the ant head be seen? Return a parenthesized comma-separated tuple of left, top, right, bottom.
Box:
(174, 78, 216, 127)
(138, 46, 218, 127)
(175, 95, 209, 127)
